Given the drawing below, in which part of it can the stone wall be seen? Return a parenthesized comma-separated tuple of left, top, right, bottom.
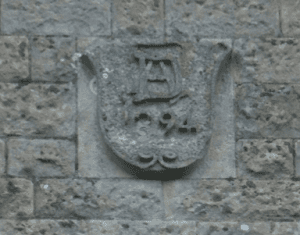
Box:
(0, 0, 299, 234)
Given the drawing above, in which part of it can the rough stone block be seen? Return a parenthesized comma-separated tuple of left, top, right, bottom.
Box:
(31, 36, 77, 82)
(196, 222, 271, 235)
(281, 0, 300, 37)
(77, 37, 235, 178)
(0, 82, 76, 137)
(166, 0, 280, 42)
(0, 36, 29, 82)
(236, 139, 293, 179)
(0, 140, 5, 176)
(112, 0, 164, 43)
(7, 138, 75, 177)
(295, 140, 300, 177)
(1, 0, 111, 36)
(0, 178, 33, 218)
(36, 179, 164, 220)
(234, 38, 300, 84)
(271, 222, 300, 234)
(163, 179, 300, 221)
(235, 83, 300, 139)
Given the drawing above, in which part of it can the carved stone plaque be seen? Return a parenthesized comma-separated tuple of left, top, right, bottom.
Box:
(88, 41, 232, 171)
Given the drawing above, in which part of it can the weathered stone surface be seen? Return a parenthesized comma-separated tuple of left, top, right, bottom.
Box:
(0, 140, 5, 176)
(166, 0, 280, 42)
(7, 138, 75, 177)
(235, 83, 300, 139)
(281, 0, 300, 37)
(234, 38, 300, 83)
(112, 0, 164, 43)
(36, 179, 164, 220)
(295, 140, 300, 177)
(164, 179, 300, 221)
(0, 82, 76, 137)
(31, 36, 77, 82)
(1, 0, 111, 36)
(0, 36, 29, 82)
(0, 220, 197, 234)
(271, 222, 300, 234)
(0, 178, 33, 218)
(196, 222, 271, 235)
(236, 139, 293, 179)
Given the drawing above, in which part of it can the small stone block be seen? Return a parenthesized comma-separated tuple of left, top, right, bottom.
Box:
(7, 138, 76, 177)
(0, 139, 5, 175)
(281, 0, 300, 37)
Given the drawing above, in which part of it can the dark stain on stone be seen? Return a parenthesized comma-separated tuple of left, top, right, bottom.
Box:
(7, 181, 21, 194)
(127, 26, 141, 35)
(48, 86, 60, 94)
(21, 167, 34, 177)
(39, 229, 47, 235)
(246, 181, 256, 189)
(2, 99, 15, 107)
(223, 227, 228, 231)
(222, 205, 233, 214)
(212, 193, 223, 202)
(122, 224, 130, 229)
(19, 42, 27, 58)
(59, 221, 75, 228)
(37, 158, 57, 164)
(154, 0, 159, 7)
(4, 42, 10, 48)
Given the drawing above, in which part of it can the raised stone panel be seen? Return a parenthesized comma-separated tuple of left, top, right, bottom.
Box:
(233, 38, 300, 84)
(235, 83, 300, 139)
(0, 178, 33, 219)
(77, 37, 235, 178)
(31, 36, 77, 82)
(166, 0, 280, 42)
(236, 139, 294, 179)
(163, 179, 300, 221)
(0, 36, 29, 82)
(0, 82, 76, 137)
(1, 0, 111, 36)
(36, 179, 164, 220)
(112, 0, 164, 43)
(281, 0, 300, 37)
(0, 140, 5, 176)
(7, 138, 76, 177)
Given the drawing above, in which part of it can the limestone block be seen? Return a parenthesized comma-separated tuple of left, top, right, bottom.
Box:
(112, 0, 164, 43)
(0, 140, 5, 176)
(36, 179, 164, 220)
(271, 222, 300, 234)
(196, 222, 271, 235)
(166, 0, 280, 42)
(163, 179, 300, 221)
(0, 178, 33, 218)
(281, 0, 300, 37)
(235, 83, 300, 139)
(234, 38, 300, 84)
(0, 82, 76, 137)
(0, 36, 29, 82)
(1, 0, 111, 36)
(236, 139, 293, 179)
(7, 138, 75, 177)
(31, 36, 76, 82)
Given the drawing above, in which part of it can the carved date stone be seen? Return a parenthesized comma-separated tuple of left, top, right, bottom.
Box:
(83, 40, 232, 172)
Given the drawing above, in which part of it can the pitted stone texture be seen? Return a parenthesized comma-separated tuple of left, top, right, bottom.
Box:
(31, 36, 76, 82)
(0, 220, 197, 234)
(164, 179, 300, 221)
(166, 0, 280, 42)
(236, 139, 293, 179)
(36, 179, 164, 220)
(7, 138, 75, 177)
(1, 0, 111, 36)
(0, 82, 76, 137)
(112, 0, 164, 44)
(196, 222, 271, 235)
(234, 38, 300, 84)
(0, 140, 5, 176)
(235, 83, 300, 139)
(0, 36, 29, 82)
(271, 222, 300, 234)
(0, 178, 33, 218)
(281, 0, 300, 37)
